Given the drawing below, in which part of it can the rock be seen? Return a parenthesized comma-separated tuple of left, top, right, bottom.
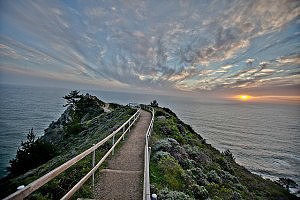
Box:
(157, 116, 166, 121)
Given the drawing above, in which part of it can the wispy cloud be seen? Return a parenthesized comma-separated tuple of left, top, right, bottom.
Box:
(0, 0, 299, 93)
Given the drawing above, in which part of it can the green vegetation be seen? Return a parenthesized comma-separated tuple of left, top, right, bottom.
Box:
(150, 107, 297, 200)
(0, 92, 135, 199)
(8, 129, 57, 176)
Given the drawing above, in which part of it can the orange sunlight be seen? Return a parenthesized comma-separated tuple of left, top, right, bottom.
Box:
(237, 95, 252, 101)
(230, 95, 300, 104)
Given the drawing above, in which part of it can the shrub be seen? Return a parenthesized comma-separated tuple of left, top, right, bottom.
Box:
(191, 184, 209, 199)
(222, 149, 235, 160)
(64, 122, 84, 135)
(189, 168, 208, 186)
(155, 110, 165, 117)
(207, 170, 221, 184)
(216, 156, 234, 174)
(158, 155, 184, 190)
(108, 103, 120, 109)
(152, 138, 179, 152)
(153, 151, 171, 161)
(231, 191, 242, 200)
(181, 159, 196, 169)
(219, 170, 239, 184)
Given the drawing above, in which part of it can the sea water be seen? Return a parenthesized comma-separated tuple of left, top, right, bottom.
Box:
(0, 84, 299, 193)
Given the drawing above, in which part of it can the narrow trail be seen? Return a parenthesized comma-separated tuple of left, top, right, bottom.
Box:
(94, 110, 151, 200)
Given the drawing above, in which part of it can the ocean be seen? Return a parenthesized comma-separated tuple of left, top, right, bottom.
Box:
(0, 84, 299, 193)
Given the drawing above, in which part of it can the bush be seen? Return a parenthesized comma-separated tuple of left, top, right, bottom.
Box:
(158, 155, 184, 190)
(222, 149, 235, 160)
(152, 138, 179, 152)
(191, 184, 209, 199)
(219, 170, 238, 184)
(216, 157, 234, 174)
(207, 170, 221, 184)
(231, 191, 242, 200)
(155, 110, 165, 117)
(64, 122, 84, 135)
(189, 168, 208, 186)
(153, 151, 171, 161)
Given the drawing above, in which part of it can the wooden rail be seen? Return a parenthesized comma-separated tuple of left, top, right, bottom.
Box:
(141, 105, 154, 200)
(4, 108, 141, 200)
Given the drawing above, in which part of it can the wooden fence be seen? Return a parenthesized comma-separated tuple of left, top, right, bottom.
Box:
(141, 105, 154, 200)
(4, 108, 141, 200)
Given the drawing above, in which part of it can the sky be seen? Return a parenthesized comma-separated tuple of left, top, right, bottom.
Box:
(0, 0, 299, 100)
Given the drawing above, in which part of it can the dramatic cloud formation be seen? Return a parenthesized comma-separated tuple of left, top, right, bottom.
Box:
(0, 0, 299, 94)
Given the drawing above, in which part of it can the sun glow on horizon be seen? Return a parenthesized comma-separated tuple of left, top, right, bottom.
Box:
(240, 95, 251, 101)
(230, 95, 300, 104)
(233, 94, 253, 101)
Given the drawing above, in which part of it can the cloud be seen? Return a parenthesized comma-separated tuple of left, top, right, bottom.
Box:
(0, 0, 299, 93)
(221, 65, 234, 69)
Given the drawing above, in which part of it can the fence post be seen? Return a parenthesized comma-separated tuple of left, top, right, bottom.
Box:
(112, 135, 115, 155)
(148, 147, 151, 161)
(129, 119, 131, 132)
(92, 144, 95, 188)
(122, 126, 125, 140)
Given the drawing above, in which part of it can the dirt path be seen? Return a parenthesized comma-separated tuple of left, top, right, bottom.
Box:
(94, 110, 151, 200)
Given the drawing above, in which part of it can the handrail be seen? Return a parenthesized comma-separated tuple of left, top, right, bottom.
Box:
(142, 105, 154, 200)
(4, 108, 141, 200)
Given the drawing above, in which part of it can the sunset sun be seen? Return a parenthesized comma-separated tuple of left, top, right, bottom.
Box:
(239, 95, 251, 101)
(233, 95, 253, 101)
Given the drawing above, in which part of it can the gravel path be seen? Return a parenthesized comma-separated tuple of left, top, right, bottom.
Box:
(94, 110, 151, 200)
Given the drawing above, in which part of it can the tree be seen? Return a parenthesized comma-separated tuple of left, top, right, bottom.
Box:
(63, 90, 82, 108)
(150, 100, 159, 107)
(8, 129, 57, 176)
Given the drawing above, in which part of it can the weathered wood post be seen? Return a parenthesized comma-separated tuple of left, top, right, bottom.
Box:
(122, 126, 125, 140)
(112, 135, 115, 155)
(92, 144, 95, 188)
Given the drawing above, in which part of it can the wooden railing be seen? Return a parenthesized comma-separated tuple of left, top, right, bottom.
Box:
(141, 105, 154, 200)
(4, 108, 141, 200)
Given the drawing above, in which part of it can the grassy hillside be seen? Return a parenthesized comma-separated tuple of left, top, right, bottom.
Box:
(149, 107, 297, 200)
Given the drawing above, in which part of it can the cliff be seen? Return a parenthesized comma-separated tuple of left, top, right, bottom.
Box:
(0, 93, 136, 199)
(149, 106, 297, 200)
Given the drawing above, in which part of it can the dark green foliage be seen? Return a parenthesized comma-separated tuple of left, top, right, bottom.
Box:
(64, 122, 84, 135)
(157, 155, 184, 190)
(8, 129, 57, 176)
(109, 103, 121, 109)
(73, 94, 104, 120)
(63, 93, 105, 136)
(222, 149, 235, 161)
(155, 110, 165, 117)
(191, 184, 209, 199)
(63, 90, 82, 107)
(207, 170, 221, 184)
(150, 100, 159, 107)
